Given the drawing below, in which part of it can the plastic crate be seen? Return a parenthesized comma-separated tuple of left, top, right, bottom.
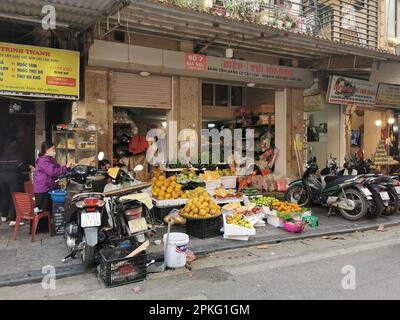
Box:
(186, 216, 222, 239)
(153, 205, 185, 221)
(99, 246, 147, 288)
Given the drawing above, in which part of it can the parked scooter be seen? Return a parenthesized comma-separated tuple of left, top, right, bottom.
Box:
(338, 155, 400, 216)
(103, 165, 156, 247)
(285, 157, 369, 221)
(61, 153, 109, 268)
(320, 156, 386, 218)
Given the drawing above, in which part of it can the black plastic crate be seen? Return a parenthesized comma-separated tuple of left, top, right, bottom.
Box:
(99, 246, 147, 288)
(186, 216, 222, 239)
(153, 205, 185, 221)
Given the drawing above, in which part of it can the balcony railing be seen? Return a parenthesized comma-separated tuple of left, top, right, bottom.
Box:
(317, 0, 379, 48)
(156, 0, 380, 49)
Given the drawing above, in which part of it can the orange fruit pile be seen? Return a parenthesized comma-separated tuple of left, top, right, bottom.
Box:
(272, 201, 302, 213)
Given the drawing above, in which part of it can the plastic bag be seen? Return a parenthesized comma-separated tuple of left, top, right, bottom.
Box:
(251, 175, 264, 192)
(163, 209, 187, 226)
(265, 175, 277, 192)
(276, 176, 288, 192)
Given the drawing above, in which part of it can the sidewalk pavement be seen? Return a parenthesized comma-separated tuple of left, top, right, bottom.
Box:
(1, 207, 400, 287)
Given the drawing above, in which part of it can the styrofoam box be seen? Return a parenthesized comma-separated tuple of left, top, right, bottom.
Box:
(223, 213, 256, 237)
(267, 214, 284, 228)
(152, 198, 188, 208)
(221, 176, 237, 189)
(214, 197, 244, 205)
(265, 209, 284, 228)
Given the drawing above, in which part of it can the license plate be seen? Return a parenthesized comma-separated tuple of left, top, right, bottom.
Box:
(380, 192, 390, 201)
(81, 212, 101, 228)
(395, 186, 400, 194)
(361, 188, 372, 196)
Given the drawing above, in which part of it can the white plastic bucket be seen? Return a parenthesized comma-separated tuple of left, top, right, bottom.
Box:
(163, 232, 189, 269)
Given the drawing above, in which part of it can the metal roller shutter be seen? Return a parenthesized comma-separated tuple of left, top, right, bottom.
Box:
(112, 72, 172, 109)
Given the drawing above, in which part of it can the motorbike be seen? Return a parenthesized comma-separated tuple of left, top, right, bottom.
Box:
(60, 164, 110, 268)
(103, 165, 156, 247)
(285, 157, 369, 221)
(336, 155, 400, 216)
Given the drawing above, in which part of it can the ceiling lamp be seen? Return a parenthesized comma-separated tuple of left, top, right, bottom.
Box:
(140, 71, 151, 77)
(388, 118, 395, 124)
(247, 83, 256, 88)
(375, 120, 382, 127)
(225, 47, 233, 59)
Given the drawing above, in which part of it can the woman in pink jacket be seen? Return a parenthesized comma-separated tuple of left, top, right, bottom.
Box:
(34, 142, 72, 212)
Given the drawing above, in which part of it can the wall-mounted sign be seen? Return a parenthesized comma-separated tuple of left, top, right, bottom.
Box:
(327, 75, 377, 107)
(376, 83, 400, 107)
(304, 94, 325, 112)
(0, 42, 79, 100)
(89, 40, 314, 89)
(185, 53, 207, 71)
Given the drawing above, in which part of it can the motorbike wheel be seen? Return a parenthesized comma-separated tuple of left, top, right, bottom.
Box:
(285, 185, 311, 207)
(338, 188, 368, 221)
(82, 245, 96, 269)
(382, 187, 399, 216)
(366, 191, 385, 218)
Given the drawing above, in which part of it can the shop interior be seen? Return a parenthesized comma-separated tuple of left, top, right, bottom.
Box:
(112, 106, 168, 179)
(0, 98, 70, 174)
(201, 82, 277, 174)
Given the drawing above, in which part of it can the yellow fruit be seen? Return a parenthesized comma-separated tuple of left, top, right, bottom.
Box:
(175, 185, 182, 191)
(167, 187, 174, 194)
(199, 209, 206, 216)
(158, 175, 165, 181)
(170, 176, 177, 182)
(156, 181, 163, 187)
(193, 207, 199, 214)
(172, 191, 178, 199)
(152, 177, 157, 183)
(161, 186, 167, 192)
(158, 196, 165, 200)
(165, 194, 171, 199)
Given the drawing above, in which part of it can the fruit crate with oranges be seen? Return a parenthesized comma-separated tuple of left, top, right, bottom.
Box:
(152, 174, 184, 201)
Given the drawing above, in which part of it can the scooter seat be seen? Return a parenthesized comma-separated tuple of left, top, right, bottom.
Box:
(324, 175, 354, 186)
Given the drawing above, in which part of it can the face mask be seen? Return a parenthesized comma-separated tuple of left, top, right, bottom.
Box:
(47, 151, 56, 158)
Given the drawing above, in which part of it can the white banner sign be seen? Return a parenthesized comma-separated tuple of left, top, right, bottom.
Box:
(327, 76, 378, 106)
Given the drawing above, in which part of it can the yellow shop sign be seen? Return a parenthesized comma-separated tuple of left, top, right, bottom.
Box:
(0, 42, 79, 99)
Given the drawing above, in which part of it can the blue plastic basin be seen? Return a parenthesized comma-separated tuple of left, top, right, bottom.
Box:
(48, 190, 67, 203)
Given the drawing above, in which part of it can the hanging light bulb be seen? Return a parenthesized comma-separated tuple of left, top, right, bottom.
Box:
(225, 47, 233, 58)
(375, 120, 382, 127)
(388, 118, 395, 124)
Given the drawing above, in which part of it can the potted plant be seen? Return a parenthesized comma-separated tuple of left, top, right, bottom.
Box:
(198, 0, 214, 12)
(223, 0, 241, 19)
(172, 0, 196, 8)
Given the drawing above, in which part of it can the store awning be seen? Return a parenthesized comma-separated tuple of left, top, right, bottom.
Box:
(98, 0, 400, 66)
(0, 0, 129, 30)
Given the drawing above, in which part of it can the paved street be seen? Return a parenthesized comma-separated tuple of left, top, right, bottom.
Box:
(2, 225, 400, 300)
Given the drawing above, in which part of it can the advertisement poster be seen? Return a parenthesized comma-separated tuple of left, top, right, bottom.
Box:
(376, 83, 400, 107)
(304, 94, 325, 112)
(326, 75, 377, 106)
(0, 42, 79, 99)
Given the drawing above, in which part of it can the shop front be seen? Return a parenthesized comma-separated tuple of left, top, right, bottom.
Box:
(87, 39, 313, 180)
(0, 41, 79, 171)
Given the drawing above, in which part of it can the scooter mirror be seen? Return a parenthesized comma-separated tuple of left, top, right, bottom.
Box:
(134, 165, 144, 172)
(98, 152, 105, 161)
